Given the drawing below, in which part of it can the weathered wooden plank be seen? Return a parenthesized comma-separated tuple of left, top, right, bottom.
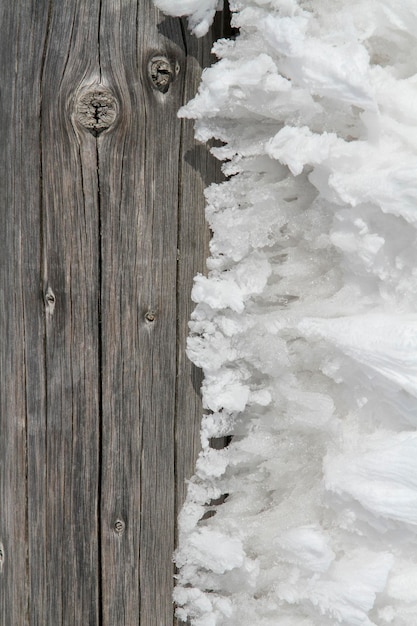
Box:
(22, 5, 52, 623)
(0, 6, 28, 621)
(40, 2, 101, 623)
(98, 2, 186, 623)
(0, 2, 51, 624)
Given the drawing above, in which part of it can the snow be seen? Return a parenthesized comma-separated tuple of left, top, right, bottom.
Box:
(155, 1, 417, 624)
(153, 0, 223, 36)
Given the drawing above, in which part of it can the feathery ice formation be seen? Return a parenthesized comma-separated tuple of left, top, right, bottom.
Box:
(155, 1, 417, 624)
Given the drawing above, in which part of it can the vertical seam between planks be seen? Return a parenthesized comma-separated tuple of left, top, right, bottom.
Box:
(14, 6, 32, 618)
(22, 282, 29, 626)
(17, 1, 30, 619)
(39, 3, 53, 623)
(21, 139, 29, 626)
(96, 137, 104, 626)
(137, 2, 147, 615)
(97, 4, 104, 625)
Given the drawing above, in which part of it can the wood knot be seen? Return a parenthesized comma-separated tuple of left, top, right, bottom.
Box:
(145, 311, 156, 323)
(113, 519, 125, 535)
(0, 542, 4, 574)
(148, 55, 179, 94)
(44, 287, 56, 315)
(75, 87, 118, 136)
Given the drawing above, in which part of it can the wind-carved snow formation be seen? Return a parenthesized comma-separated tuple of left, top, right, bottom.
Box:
(155, 1, 417, 624)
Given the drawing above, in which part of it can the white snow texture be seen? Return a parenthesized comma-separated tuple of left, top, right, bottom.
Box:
(153, 0, 223, 36)
(157, 1, 417, 624)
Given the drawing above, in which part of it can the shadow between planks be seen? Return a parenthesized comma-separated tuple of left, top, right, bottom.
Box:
(0, 1, 226, 624)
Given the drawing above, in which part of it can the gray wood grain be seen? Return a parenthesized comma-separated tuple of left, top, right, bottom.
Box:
(40, 2, 102, 623)
(98, 3, 183, 624)
(0, 1, 226, 623)
(0, 2, 50, 624)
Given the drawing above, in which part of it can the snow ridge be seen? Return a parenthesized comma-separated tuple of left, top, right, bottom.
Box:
(157, 1, 417, 624)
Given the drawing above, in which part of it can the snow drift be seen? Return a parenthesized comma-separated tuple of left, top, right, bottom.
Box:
(155, 0, 417, 624)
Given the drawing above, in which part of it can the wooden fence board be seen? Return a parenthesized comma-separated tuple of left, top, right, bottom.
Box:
(0, 1, 226, 623)
(0, 2, 50, 624)
(98, 4, 184, 624)
(40, 1, 102, 623)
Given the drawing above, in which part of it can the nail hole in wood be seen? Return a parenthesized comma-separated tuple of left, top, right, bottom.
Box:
(148, 56, 178, 94)
(44, 287, 56, 315)
(114, 519, 125, 535)
(75, 88, 118, 136)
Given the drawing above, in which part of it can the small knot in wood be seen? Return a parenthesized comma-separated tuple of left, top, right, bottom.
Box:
(75, 88, 118, 136)
(145, 311, 156, 323)
(44, 287, 56, 315)
(114, 519, 125, 535)
(0, 542, 4, 573)
(149, 56, 178, 94)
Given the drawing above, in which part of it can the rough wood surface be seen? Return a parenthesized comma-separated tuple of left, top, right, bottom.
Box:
(0, 1, 224, 624)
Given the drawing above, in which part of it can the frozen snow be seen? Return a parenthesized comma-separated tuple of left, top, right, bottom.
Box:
(153, 0, 223, 36)
(156, 0, 417, 624)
